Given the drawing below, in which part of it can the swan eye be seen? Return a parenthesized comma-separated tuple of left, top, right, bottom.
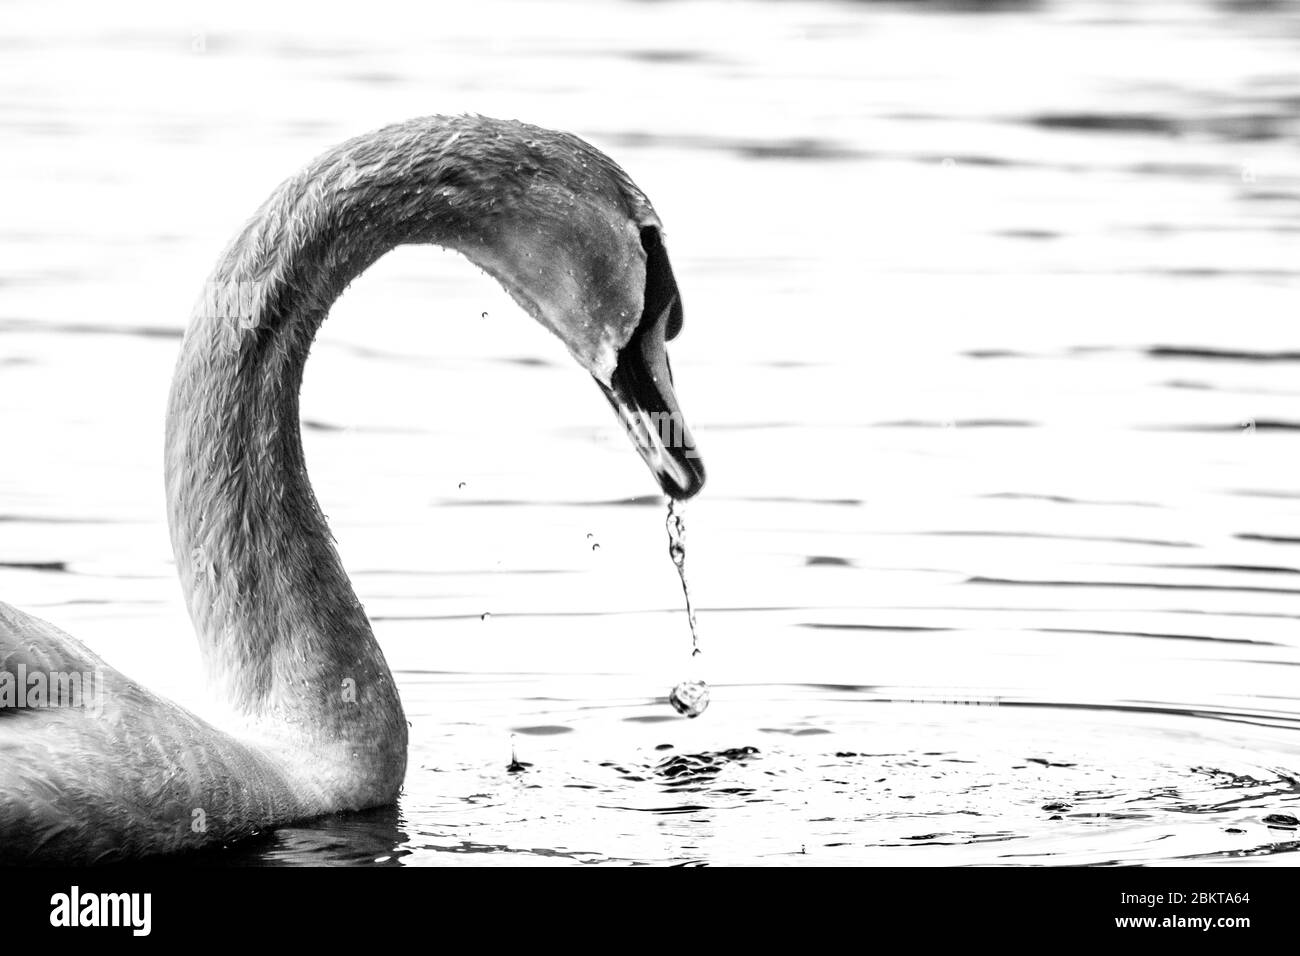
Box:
(639, 226, 683, 341)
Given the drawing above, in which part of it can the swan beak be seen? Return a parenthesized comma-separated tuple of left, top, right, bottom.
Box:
(598, 297, 706, 500)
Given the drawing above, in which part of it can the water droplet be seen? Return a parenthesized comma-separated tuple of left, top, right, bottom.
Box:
(666, 500, 699, 653)
(586, 533, 594, 539)
(480, 311, 488, 319)
(458, 481, 466, 489)
(480, 611, 491, 621)
(591, 543, 600, 551)
(666, 501, 708, 715)
(669, 680, 710, 718)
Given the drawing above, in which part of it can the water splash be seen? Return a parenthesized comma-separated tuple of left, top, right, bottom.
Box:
(666, 499, 709, 717)
(506, 735, 532, 773)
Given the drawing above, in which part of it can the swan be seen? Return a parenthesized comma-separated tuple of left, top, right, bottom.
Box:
(0, 115, 705, 864)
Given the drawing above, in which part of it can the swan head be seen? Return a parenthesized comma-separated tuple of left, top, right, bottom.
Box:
(590, 225, 705, 503)
(450, 122, 706, 500)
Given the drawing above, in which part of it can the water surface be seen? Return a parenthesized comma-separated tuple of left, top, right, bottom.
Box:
(1, 0, 1298, 865)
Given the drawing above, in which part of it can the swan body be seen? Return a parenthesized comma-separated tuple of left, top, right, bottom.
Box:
(0, 115, 704, 863)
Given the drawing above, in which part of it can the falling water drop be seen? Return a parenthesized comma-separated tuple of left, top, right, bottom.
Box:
(480, 311, 488, 319)
(480, 611, 491, 622)
(591, 543, 600, 552)
(666, 500, 699, 656)
(666, 499, 708, 717)
(458, 481, 466, 490)
(669, 679, 710, 718)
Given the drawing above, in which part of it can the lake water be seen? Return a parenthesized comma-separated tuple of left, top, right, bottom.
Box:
(2, 0, 1299, 865)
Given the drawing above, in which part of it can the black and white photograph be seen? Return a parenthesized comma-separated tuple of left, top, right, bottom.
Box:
(0, 0, 1295, 929)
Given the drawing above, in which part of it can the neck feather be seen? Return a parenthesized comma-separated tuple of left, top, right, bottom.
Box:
(164, 115, 652, 804)
(162, 120, 502, 793)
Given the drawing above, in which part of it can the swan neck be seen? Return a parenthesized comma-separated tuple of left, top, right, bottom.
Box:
(159, 139, 469, 795)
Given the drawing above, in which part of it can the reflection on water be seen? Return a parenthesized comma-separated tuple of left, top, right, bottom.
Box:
(1, 0, 1299, 864)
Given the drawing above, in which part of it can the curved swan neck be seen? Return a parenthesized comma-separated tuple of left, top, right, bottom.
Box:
(161, 122, 511, 766)
(163, 115, 659, 807)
